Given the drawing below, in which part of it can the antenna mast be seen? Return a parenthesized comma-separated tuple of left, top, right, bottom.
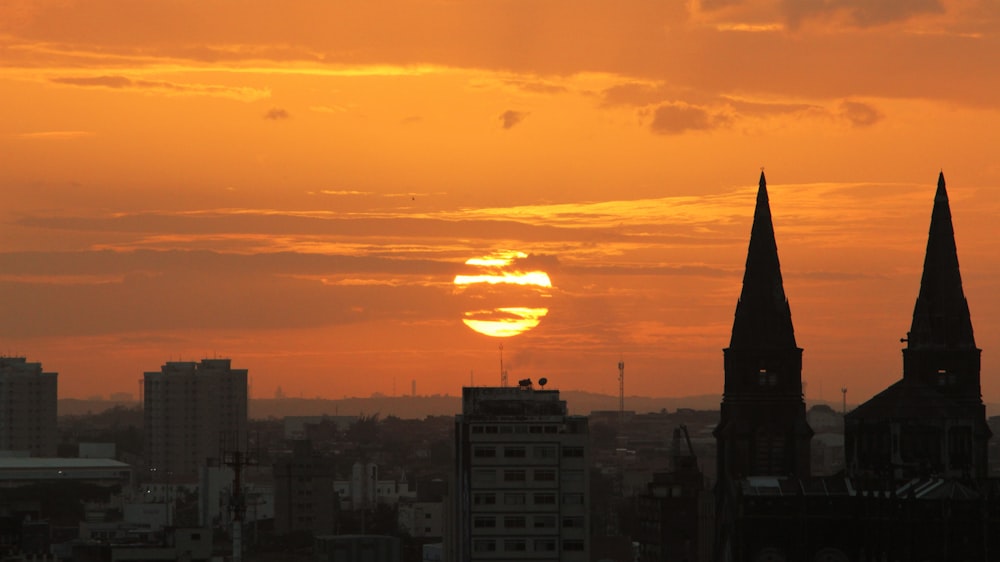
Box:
(618, 360, 625, 426)
(499, 344, 508, 387)
(841, 386, 847, 416)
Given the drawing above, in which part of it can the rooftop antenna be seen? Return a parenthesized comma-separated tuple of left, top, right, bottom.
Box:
(841, 387, 847, 416)
(618, 359, 625, 427)
(499, 344, 508, 388)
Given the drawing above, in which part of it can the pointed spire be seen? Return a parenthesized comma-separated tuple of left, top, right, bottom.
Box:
(729, 172, 797, 349)
(908, 172, 976, 349)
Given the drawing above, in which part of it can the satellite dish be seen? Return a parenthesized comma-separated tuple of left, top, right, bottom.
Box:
(538, 377, 548, 387)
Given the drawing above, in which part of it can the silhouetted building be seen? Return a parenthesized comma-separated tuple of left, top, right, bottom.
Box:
(143, 359, 248, 481)
(273, 440, 337, 535)
(714, 173, 813, 483)
(315, 534, 400, 562)
(0, 357, 57, 457)
(450, 384, 589, 561)
(714, 173, 1000, 561)
(636, 427, 713, 562)
(846, 172, 991, 481)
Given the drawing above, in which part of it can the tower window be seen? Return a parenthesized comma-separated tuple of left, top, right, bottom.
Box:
(758, 370, 777, 386)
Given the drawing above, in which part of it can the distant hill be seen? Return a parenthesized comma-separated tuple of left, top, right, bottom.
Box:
(56, 395, 1000, 420)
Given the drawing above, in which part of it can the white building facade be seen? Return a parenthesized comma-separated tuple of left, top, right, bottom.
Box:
(452, 385, 590, 561)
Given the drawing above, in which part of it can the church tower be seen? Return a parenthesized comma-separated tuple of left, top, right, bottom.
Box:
(903, 172, 983, 407)
(845, 172, 990, 480)
(715, 172, 813, 479)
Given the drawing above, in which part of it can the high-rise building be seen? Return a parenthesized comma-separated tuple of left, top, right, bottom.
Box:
(450, 383, 589, 562)
(0, 357, 57, 457)
(144, 359, 248, 481)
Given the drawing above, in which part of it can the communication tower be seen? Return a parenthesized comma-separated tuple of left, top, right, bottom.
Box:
(499, 344, 508, 387)
(618, 360, 625, 426)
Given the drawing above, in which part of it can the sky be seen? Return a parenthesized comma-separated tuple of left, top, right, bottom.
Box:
(2, 0, 1000, 405)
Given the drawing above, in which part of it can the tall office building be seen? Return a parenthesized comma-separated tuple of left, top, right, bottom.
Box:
(0, 357, 57, 457)
(144, 359, 248, 481)
(451, 383, 589, 561)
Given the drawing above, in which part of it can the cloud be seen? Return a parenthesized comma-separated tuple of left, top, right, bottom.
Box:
(49, 75, 270, 101)
(781, 0, 945, 28)
(499, 110, 529, 129)
(264, 107, 290, 120)
(839, 100, 883, 127)
(650, 103, 730, 134)
(16, 131, 95, 140)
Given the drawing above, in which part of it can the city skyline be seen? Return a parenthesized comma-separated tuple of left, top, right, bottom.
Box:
(2, 1, 1000, 403)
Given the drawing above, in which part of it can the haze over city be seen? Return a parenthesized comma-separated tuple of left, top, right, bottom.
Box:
(2, 0, 1000, 404)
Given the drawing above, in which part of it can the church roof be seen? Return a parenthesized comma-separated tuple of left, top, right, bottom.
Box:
(846, 378, 969, 421)
(729, 172, 798, 350)
(907, 172, 976, 350)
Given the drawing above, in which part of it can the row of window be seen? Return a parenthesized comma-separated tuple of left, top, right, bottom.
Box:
(472, 539, 584, 552)
(473, 445, 584, 458)
(472, 468, 585, 484)
(473, 491, 584, 505)
(472, 515, 584, 529)
(471, 424, 559, 434)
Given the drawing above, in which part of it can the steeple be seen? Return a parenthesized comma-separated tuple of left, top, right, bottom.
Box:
(729, 171, 797, 350)
(907, 172, 976, 350)
(902, 172, 982, 403)
(716, 172, 811, 480)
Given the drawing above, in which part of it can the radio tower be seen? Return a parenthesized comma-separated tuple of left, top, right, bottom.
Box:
(499, 344, 508, 387)
(618, 360, 625, 426)
(841, 386, 848, 416)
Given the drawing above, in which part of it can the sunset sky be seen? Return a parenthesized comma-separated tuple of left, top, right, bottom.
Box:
(3, 0, 1000, 406)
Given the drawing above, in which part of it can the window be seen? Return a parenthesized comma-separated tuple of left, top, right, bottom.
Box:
(472, 469, 496, 485)
(473, 540, 496, 552)
(474, 516, 496, 528)
(534, 445, 557, 458)
(505, 539, 527, 552)
(533, 515, 556, 529)
(534, 493, 556, 505)
(504, 469, 526, 482)
(504, 446, 526, 458)
(472, 493, 497, 506)
(504, 515, 526, 529)
(563, 516, 585, 528)
(534, 469, 556, 482)
(563, 539, 585, 551)
(562, 493, 584, 505)
(474, 446, 496, 458)
(529, 425, 543, 434)
(534, 539, 557, 552)
(484, 425, 498, 434)
(471, 425, 484, 434)
(562, 470, 584, 482)
(504, 493, 526, 505)
(562, 446, 584, 458)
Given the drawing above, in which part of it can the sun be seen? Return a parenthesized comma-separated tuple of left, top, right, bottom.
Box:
(453, 251, 552, 337)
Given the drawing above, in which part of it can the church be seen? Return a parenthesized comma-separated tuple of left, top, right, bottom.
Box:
(714, 172, 1000, 562)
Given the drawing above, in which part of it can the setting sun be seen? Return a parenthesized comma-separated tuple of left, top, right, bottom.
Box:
(454, 251, 553, 337)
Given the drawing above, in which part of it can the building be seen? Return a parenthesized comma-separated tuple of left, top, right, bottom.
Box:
(143, 359, 248, 482)
(451, 382, 590, 562)
(845, 172, 992, 482)
(714, 173, 1000, 561)
(273, 440, 337, 535)
(635, 427, 713, 562)
(713, 172, 813, 483)
(0, 357, 58, 457)
(315, 534, 401, 562)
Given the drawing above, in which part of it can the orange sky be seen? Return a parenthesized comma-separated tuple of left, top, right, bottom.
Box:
(2, 0, 1000, 407)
